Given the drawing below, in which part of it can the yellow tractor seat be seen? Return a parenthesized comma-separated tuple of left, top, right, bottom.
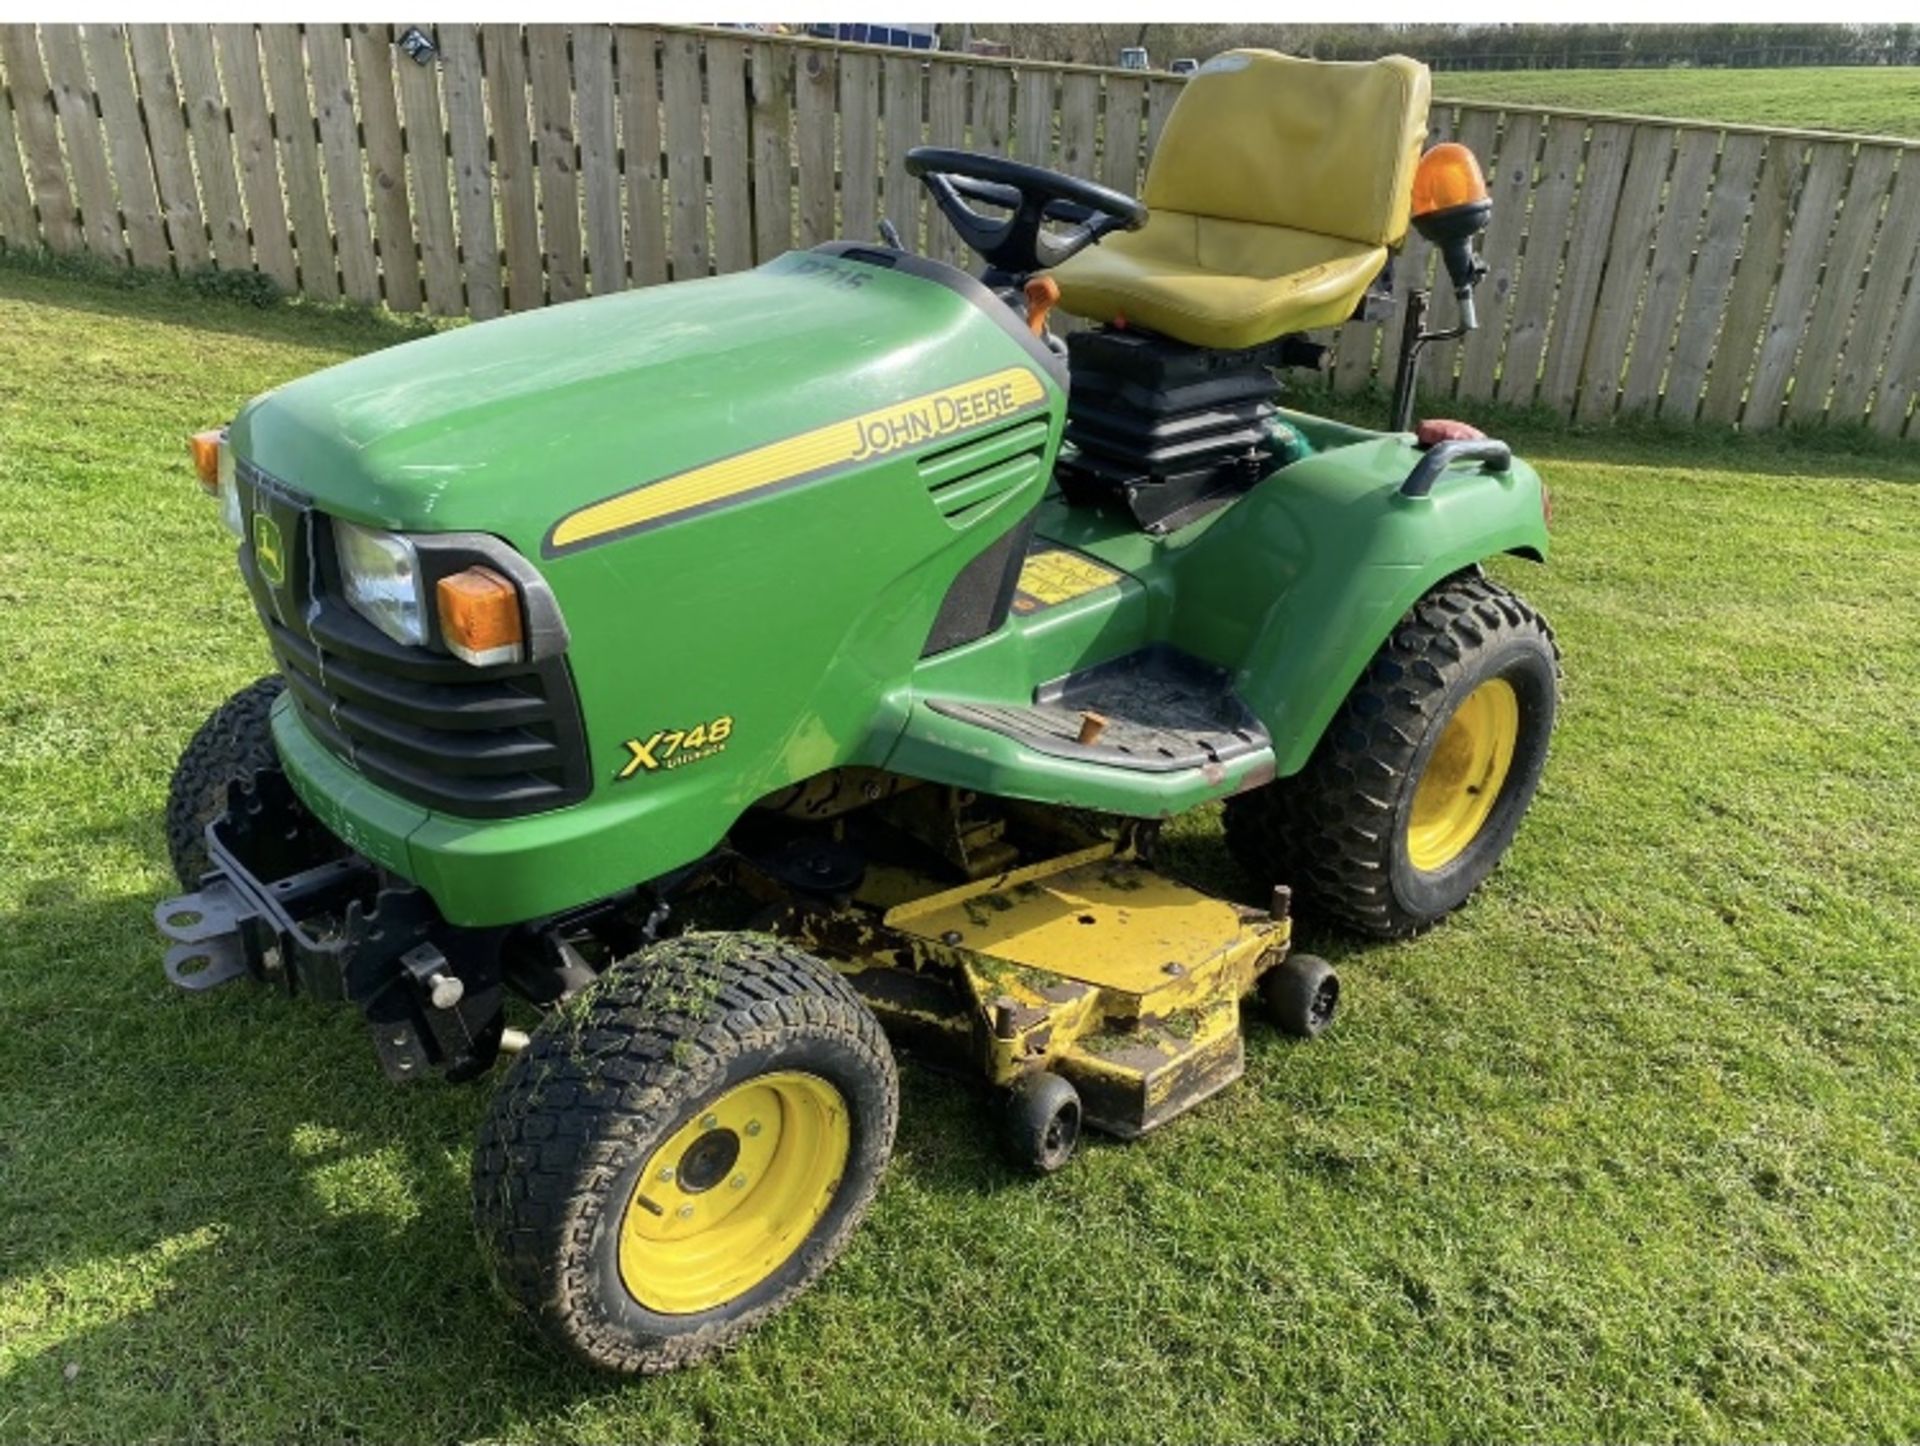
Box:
(1050, 50, 1433, 352)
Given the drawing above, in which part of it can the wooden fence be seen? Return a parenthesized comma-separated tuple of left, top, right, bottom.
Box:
(0, 22, 1916, 438)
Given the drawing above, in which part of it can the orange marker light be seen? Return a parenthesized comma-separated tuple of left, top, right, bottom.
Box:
(436, 566, 524, 667)
(1411, 142, 1489, 219)
(189, 429, 224, 494)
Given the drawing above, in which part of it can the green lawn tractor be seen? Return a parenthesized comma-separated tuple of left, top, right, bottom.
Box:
(155, 48, 1557, 1372)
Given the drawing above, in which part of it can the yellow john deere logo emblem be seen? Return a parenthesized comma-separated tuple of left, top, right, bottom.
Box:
(252, 512, 286, 586)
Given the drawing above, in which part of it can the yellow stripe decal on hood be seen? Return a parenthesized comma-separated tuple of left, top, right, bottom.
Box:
(546, 366, 1048, 555)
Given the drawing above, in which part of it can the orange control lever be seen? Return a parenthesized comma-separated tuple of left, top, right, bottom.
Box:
(1023, 275, 1060, 337)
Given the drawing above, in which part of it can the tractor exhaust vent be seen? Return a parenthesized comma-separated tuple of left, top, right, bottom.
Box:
(917, 417, 1050, 526)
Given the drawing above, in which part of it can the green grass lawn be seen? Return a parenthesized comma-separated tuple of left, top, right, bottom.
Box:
(1436, 65, 1920, 138)
(2, 259, 1919, 1443)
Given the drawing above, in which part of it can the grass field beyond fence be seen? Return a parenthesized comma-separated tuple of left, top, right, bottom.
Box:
(1437, 65, 1920, 140)
(1, 264, 1918, 1442)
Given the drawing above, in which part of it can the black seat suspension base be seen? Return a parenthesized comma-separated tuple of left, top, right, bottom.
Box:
(1056, 329, 1322, 534)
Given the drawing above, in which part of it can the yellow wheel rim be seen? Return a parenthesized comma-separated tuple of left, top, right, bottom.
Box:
(617, 1071, 850, 1315)
(1407, 678, 1520, 873)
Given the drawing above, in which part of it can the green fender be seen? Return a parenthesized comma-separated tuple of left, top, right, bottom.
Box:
(1161, 422, 1551, 776)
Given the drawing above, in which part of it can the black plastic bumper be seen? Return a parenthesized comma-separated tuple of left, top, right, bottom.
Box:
(154, 771, 506, 1080)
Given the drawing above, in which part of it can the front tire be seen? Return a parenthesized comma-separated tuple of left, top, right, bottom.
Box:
(164, 675, 291, 887)
(1226, 574, 1559, 938)
(471, 933, 898, 1374)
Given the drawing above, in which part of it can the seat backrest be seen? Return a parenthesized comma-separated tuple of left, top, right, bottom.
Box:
(1142, 50, 1432, 250)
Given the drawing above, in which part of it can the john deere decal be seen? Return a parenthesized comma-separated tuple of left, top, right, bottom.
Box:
(546, 368, 1048, 555)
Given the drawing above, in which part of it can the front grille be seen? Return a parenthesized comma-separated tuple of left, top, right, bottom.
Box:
(238, 462, 592, 821)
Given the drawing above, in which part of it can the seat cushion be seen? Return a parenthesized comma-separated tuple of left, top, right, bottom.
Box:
(1052, 212, 1387, 351)
(1144, 51, 1431, 249)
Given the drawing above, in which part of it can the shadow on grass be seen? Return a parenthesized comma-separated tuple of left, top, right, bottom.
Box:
(0, 858, 1077, 1435)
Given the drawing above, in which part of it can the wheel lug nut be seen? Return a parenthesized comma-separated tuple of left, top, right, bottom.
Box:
(699, 1114, 718, 1131)
(730, 1174, 747, 1190)
(745, 1121, 762, 1137)
(677, 1204, 695, 1220)
(657, 1166, 675, 1182)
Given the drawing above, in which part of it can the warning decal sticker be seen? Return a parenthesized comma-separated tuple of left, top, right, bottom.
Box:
(1011, 548, 1125, 615)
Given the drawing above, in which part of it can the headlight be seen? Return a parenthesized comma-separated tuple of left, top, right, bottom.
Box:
(334, 521, 427, 647)
(217, 442, 242, 538)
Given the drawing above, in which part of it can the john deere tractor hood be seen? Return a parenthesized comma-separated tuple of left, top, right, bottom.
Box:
(231, 251, 1060, 559)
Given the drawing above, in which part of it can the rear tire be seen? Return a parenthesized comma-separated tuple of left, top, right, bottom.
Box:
(164, 675, 291, 887)
(1225, 574, 1559, 938)
(471, 933, 898, 1374)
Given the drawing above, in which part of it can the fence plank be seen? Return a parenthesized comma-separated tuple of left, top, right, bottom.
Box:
(615, 26, 668, 286)
(126, 26, 209, 272)
(1057, 72, 1098, 182)
(1573, 124, 1675, 422)
(1659, 132, 1765, 421)
(1144, 77, 1180, 160)
(260, 26, 339, 298)
(705, 39, 753, 275)
(305, 23, 379, 303)
(526, 25, 583, 301)
(436, 25, 502, 316)
(975, 65, 1012, 156)
(1014, 67, 1054, 169)
(882, 54, 921, 250)
(660, 32, 706, 280)
(394, 34, 462, 313)
(1829, 158, 1920, 424)
(477, 25, 536, 309)
(1618, 128, 1718, 413)
(1785, 145, 1897, 424)
(214, 25, 294, 288)
(171, 26, 249, 272)
(1456, 111, 1540, 402)
(1868, 270, 1920, 435)
(573, 25, 624, 295)
(1699, 138, 1801, 425)
(0, 27, 79, 251)
(85, 25, 170, 269)
(1537, 120, 1632, 410)
(0, 48, 39, 247)
(1493, 115, 1585, 406)
(754, 41, 797, 259)
(794, 47, 833, 247)
(349, 24, 420, 312)
(39, 26, 124, 258)
(925, 62, 968, 268)
(1742, 140, 1851, 429)
(1099, 75, 1147, 198)
(838, 51, 878, 247)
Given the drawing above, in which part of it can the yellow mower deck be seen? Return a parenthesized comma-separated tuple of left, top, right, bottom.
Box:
(780, 841, 1289, 1138)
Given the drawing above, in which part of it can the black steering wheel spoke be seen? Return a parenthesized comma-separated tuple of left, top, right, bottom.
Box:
(904, 146, 1146, 278)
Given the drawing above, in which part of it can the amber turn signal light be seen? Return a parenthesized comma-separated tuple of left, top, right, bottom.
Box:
(189, 429, 224, 495)
(1411, 142, 1489, 219)
(436, 566, 524, 667)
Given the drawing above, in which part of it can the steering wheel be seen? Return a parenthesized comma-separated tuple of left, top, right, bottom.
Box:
(904, 147, 1147, 277)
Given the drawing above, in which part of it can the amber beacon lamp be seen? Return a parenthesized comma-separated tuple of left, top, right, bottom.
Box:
(1390, 143, 1494, 431)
